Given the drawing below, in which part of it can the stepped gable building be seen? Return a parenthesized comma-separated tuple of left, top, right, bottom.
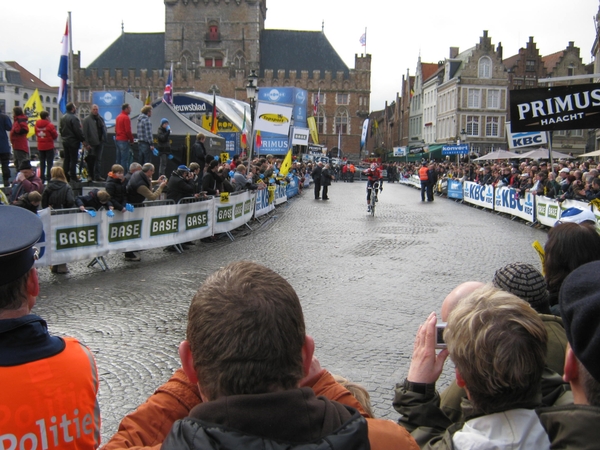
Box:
(72, 0, 371, 159)
(504, 39, 591, 154)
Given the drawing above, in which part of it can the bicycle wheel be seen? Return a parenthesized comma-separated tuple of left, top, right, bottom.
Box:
(370, 192, 376, 217)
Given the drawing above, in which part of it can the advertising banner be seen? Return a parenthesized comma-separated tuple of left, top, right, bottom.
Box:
(447, 180, 464, 199)
(254, 102, 294, 135)
(93, 91, 125, 128)
(494, 187, 535, 222)
(307, 117, 319, 144)
(442, 144, 469, 155)
(506, 122, 547, 149)
(361, 119, 369, 151)
(291, 127, 310, 146)
(274, 183, 288, 205)
(509, 83, 600, 132)
(536, 196, 561, 227)
(286, 176, 300, 198)
(393, 146, 407, 157)
(212, 191, 255, 234)
(463, 181, 494, 210)
(254, 187, 275, 218)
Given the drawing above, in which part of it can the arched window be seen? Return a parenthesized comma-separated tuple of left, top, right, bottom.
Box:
(23, 93, 29, 100)
(478, 56, 492, 79)
(335, 108, 349, 134)
(53, 97, 57, 103)
(46, 96, 51, 102)
(317, 111, 325, 134)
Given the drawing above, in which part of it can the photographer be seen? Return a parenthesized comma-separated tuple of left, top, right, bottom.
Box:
(394, 285, 550, 449)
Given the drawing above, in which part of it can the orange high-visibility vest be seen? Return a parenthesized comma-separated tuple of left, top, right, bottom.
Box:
(0, 337, 100, 449)
(419, 166, 429, 181)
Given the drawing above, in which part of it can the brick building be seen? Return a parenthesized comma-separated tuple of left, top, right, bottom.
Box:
(72, 0, 371, 160)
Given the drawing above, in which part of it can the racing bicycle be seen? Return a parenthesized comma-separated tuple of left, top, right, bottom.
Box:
(368, 181, 381, 217)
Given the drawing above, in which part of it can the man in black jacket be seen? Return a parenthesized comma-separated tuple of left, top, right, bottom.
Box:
(311, 161, 323, 200)
(166, 165, 196, 203)
(59, 102, 86, 182)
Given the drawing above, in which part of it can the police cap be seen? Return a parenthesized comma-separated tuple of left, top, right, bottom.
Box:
(0, 207, 43, 284)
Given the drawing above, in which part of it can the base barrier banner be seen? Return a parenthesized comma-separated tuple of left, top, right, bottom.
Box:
(213, 190, 255, 234)
(536, 196, 561, 227)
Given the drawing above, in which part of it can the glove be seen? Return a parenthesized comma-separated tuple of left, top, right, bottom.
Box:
(166, 125, 171, 131)
(227, 159, 232, 164)
(168, 154, 174, 160)
(259, 173, 265, 179)
(153, 149, 159, 156)
(229, 170, 235, 178)
(107, 210, 115, 218)
(214, 155, 220, 161)
(86, 210, 96, 218)
(269, 178, 275, 184)
(125, 203, 135, 212)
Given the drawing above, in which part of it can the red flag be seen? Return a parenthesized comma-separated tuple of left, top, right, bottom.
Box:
(256, 130, 262, 148)
(211, 92, 218, 134)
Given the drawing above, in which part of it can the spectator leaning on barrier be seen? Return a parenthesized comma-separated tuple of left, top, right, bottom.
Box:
(76, 189, 114, 213)
(105, 164, 128, 213)
(585, 177, 600, 201)
(394, 284, 550, 449)
(166, 165, 197, 203)
(13, 191, 42, 214)
(126, 163, 167, 205)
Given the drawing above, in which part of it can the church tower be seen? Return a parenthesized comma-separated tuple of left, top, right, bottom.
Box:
(164, 0, 265, 74)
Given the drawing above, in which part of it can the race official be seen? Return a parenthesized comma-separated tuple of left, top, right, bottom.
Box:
(0, 207, 101, 448)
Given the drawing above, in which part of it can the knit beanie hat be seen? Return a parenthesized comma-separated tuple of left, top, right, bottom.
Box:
(492, 262, 550, 314)
(161, 118, 169, 125)
(559, 260, 600, 382)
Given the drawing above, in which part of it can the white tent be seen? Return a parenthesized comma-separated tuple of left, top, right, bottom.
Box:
(473, 150, 520, 161)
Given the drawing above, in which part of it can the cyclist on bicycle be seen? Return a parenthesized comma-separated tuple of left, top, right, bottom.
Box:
(363, 163, 383, 212)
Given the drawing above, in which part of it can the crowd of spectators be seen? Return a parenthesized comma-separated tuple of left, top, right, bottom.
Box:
(393, 157, 600, 202)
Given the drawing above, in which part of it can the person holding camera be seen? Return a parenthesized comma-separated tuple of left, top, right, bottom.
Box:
(394, 284, 551, 449)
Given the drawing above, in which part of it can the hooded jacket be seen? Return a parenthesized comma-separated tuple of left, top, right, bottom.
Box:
(42, 179, 75, 209)
(10, 114, 29, 152)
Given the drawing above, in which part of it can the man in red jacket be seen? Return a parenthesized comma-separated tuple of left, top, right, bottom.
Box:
(10, 106, 30, 171)
(115, 103, 134, 170)
(35, 111, 58, 183)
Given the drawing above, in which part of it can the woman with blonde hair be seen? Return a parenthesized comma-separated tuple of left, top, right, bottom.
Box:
(42, 166, 75, 210)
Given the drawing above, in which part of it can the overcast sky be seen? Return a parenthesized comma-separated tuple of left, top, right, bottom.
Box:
(1, 0, 597, 110)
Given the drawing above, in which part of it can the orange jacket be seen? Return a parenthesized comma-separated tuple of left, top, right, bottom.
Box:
(419, 166, 429, 181)
(0, 337, 101, 449)
(104, 369, 417, 450)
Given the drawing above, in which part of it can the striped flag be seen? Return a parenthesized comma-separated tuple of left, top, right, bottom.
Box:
(210, 92, 218, 134)
(359, 33, 366, 46)
(163, 62, 173, 104)
(240, 109, 248, 149)
(313, 89, 320, 116)
(255, 130, 262, 148)
(57, 19, 69, 114)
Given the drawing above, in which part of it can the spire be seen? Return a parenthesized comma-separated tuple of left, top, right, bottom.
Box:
(121, 20, 124, 35)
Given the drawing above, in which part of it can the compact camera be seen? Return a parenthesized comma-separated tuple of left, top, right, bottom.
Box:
(435, 322, 447, 349)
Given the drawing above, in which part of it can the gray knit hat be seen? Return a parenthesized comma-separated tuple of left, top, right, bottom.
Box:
(492, 262, 550, 314)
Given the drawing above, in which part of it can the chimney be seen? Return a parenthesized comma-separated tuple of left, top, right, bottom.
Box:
(450, 47, 459, 59)
(496, 42, 503, 60)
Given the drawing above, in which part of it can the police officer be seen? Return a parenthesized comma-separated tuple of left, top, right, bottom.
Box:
(0, 207, 101, 448)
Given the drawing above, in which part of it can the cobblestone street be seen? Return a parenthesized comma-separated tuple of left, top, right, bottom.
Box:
(35, 180, 548, 443)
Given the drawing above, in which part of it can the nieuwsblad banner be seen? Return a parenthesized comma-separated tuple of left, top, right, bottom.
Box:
(254, 187, 275, 218)
(509, 83, 600, 132)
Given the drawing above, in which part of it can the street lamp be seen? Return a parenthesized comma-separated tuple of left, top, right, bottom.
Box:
(246, 70, 259, 159)
(460, 128, 468, 162)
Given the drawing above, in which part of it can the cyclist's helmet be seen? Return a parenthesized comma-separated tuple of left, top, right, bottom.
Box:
(556, 207, 598, 225)
(370, 163, 377, 171)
